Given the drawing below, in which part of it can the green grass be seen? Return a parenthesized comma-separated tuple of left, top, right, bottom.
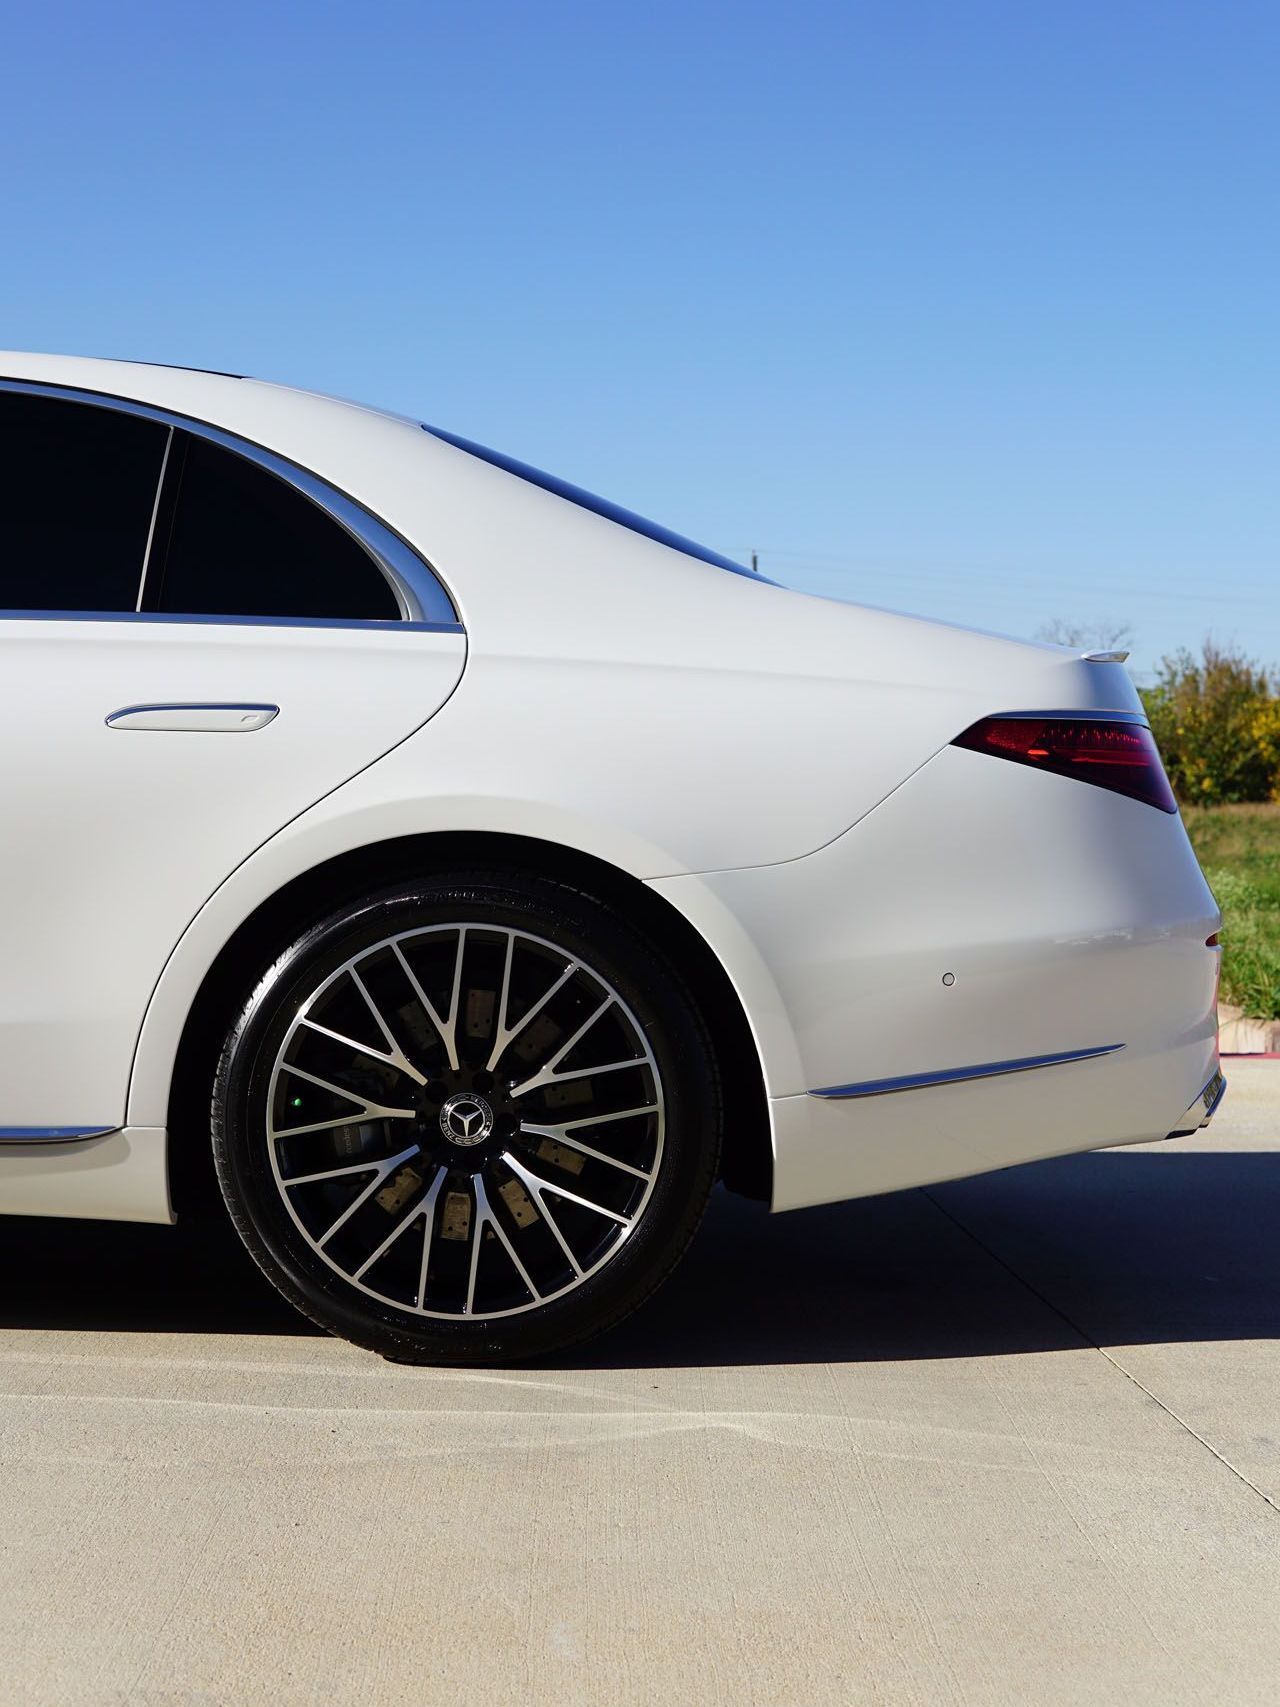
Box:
(1182, 803, 1280, 1020)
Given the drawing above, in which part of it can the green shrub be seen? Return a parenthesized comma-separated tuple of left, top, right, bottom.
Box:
(1140, 642, 1280, 803)
(1203, 867, 1264, 913)
(1185, 807, 1280, 1021)
(1202, 865, 1280, 1018)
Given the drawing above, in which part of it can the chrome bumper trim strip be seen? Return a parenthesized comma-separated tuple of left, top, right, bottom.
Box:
(0, 1126, 120, 1144)
(809, 1044, 1125, 1101)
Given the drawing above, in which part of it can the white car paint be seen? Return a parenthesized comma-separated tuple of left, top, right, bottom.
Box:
(0, 618, 465, 1125)
(0, 353, 1221, 1226)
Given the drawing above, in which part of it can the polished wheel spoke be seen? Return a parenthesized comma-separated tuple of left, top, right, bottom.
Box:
(501, 1150, 633, 1226)
(501, 1153, 584, 1276)
(267, 920, 664, 1321)
(469, 1174, 541, 1308)
(484, 930, 516, 1072)
(485, 959, 580, 1074)
(346, 966, 427, 1083)
(354, 1164, 447, 1282)
(282, 1154, 404, 1189)
(520, 1131, 652, 1180)
(486, 960, 577, 1075)
(270, 1062, 417, 1138)
(518, 1104, 658, 1180)
(510, 1056, 643, 1098)
(296, 1014, 426, 1086)
(415, 1169, 447, 1310)
(507, 994, 615, 1098)
(314, 1144, 421, 1248)
(392, 932, 465, 1072)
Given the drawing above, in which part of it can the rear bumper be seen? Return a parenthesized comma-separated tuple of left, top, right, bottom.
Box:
(656, 742, 1221, 1211)
(766, 1029, 1221, 1210)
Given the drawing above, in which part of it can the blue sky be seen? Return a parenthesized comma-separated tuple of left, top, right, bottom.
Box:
(3, 0, 1276, 676)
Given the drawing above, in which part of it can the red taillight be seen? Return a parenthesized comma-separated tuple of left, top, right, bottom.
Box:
(952, 716, 1178, 813)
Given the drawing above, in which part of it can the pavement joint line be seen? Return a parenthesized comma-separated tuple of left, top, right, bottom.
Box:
(1090, 1346, 1280, 1516)
(967, 1347, 1185, 1669)
(920, 1184, 1280, 1520)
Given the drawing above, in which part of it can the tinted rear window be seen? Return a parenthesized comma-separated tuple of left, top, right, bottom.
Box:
(152, 436, 401, 620)
(423, 424, 760, 579)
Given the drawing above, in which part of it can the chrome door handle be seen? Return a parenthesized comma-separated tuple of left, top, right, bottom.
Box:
(105, 703, 279, 733)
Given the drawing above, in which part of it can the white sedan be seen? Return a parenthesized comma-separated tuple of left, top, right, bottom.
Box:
(0, 353, 1224, 1362)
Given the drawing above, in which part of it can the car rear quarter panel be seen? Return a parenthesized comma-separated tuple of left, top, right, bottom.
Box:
(656, 742, 1220, 1208)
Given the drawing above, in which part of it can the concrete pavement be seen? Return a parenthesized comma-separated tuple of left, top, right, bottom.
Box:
(0, 1062, 1276, 1705)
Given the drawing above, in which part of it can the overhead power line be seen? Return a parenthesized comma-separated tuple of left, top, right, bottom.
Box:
(734, 548, 1275, 608)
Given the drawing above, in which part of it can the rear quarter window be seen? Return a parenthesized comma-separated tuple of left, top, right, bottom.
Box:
(151, 436, 402, 621)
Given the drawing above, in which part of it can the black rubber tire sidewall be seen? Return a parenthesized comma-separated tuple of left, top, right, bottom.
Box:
(211, 871, 721, 1364)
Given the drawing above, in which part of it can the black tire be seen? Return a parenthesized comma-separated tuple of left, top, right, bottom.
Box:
(211, 869, 721, 1363)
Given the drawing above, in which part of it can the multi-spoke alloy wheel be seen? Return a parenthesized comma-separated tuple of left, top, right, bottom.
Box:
(211, 873, 721, 1362)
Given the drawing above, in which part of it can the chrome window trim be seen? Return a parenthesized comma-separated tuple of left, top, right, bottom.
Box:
(0, 377, 460, 629)
(0, 609, 462, 633)
(809, 1043, 1124, 1100)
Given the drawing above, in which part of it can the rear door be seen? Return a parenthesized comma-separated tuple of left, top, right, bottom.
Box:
(0, 386, 464, 1133)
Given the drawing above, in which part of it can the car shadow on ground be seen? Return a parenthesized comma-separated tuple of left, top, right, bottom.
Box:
(0, 1149, 1275, 1365)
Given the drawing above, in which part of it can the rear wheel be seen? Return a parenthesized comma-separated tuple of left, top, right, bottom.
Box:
(211, 871, 721, 1362)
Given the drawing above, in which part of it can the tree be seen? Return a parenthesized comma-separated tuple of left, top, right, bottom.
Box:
(1034, 617, 1134, 651)
(1140, 641, 1279, 803)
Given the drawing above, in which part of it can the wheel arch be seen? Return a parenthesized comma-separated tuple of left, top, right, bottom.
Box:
(165, 831, 774, 1219)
